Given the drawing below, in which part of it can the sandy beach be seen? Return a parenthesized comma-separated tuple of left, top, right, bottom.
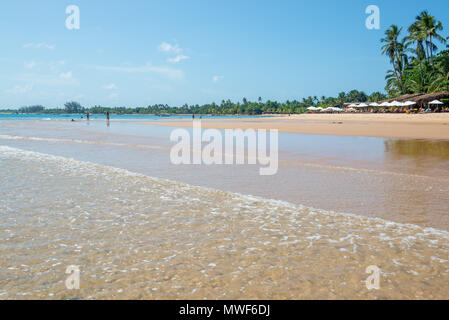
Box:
(142, 113, 449, 140)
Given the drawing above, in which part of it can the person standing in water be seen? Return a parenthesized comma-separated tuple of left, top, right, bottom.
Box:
(106, 112, 110, 120)
(86, 112, 90, 120)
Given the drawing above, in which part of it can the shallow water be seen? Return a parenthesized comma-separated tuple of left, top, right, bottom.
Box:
(1, 146, 448, 299)
(1, 119, 449, 299)
(1, 120, 449, 230)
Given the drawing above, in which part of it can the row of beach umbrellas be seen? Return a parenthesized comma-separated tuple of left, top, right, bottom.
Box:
(307, 100, 444, 112)
(307, 107, 343, 112)
(347, 100, 444, 108)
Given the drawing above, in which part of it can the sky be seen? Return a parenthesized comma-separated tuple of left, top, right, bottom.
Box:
(0, 0, 448, 109)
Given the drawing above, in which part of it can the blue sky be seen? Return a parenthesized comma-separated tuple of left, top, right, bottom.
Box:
(0, 0, 448, 108)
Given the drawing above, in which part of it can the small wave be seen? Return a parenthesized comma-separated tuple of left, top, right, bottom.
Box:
(1, 144, 449, 240)
(0, 134, 166, 151)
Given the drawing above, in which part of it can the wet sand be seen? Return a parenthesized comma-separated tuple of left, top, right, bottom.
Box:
(142, 114, 449, 140)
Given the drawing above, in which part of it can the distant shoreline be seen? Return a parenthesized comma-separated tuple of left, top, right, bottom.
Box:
(0, 112, 276, 116)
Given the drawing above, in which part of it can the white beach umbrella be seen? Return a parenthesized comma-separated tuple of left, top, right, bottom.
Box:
(331, 107, 343, 112)
(379, 102, 391, 107)
(348, 104, 358, 108)
(369, 102, 380, 107)
(429, 99, 444, 105)
(307, 107, 317, 111)
(403, 101, 417, 106)
(357, 103, 369, 108)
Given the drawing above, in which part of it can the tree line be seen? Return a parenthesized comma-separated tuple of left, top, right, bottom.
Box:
(7, 90, 387, 115)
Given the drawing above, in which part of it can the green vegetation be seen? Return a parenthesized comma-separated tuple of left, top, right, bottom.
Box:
(64, 101, 84, 114)
(17, 105, 45, 113)
(382, 11, 448, 96)
(1, 90, 386, 115)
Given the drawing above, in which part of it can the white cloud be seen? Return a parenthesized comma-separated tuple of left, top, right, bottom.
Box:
(23, 42, 55, 50)
(5, 84, 33, 94)
(87, 63, 184, 80)
(158, 42, 182, 53)
(24, 61, 36, 69)
(212, 75, 224, 83)
(167, 55, 190, 63)
(158, 41, 190, 64)
(102, 83, 118, 90)
(59, 71, 73, 79)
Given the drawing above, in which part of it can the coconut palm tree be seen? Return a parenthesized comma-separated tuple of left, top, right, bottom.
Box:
(406, 21, 427, 60)
(381, 25, 409, 94)
(416, 11, 446, 66)
(337, 92, 346, 106)
(430, 70, 449, 91)
(406, 21, 428, 90)
(429, 51, 449, 91)
(381, 25, 402, 62)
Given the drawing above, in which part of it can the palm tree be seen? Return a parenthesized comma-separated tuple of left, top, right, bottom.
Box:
(406, 21, 427, 90)
(416, 11, 446, 66)
(385, 69, 402, 96)
(381, 25, 409, 94)
(429, 51, 449, 91)
(430, 71, 449, 91)
(337, 92, 346, 106)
